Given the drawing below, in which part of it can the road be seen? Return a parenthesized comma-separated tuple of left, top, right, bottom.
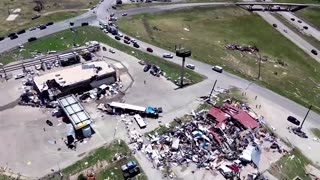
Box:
(277, 11, 320, 40)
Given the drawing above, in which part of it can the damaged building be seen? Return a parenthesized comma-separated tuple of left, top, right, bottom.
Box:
(33, 61, 117, 101)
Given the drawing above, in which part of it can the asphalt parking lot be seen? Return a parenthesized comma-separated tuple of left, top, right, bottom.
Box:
(0, 43, 212, 178)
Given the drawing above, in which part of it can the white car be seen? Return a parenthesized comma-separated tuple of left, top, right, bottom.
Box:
(163, 53, 173, 58)
(212, 65, 223, 73)
(35, 64, 42, 70)
(122, 13, 128, 16)
(109, 49, 115, 53)
(14, 73, 25, 79)
(186, 64, 195, 70)
(118, 33, 123, 37)
(131, 39, 137, 43)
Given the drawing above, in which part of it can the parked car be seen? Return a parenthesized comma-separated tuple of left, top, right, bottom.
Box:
(35, 64, 42, 70)
(287, 116, 300, 126)
(186, 64, 195, 70)
(133, 43, 140, 48)
(297, 20, 302, 23)
(122, 13, 128, 16)
(123, 166, 140, 179)
(10, 35, 18, 40)
(146, 47, 153, 53)
(218, 165, 233, 179)
(110, 13, 115, 17)
(272, 24, 277, 28)
(46, 22, 54, 26)
(143, 64, 151, 72)
(163, 53, 173, 58)
(39, 25, 47, 30)
(290, 18, 295, 21)
(0, 37, 4, 41)
(69, 22, 74, 26)
(124, 36, 131, 41)
(14, 73, 25, 79)
(29, 27, 37, 31)
(311, 49, 318, 55)
(303, 26, 308, 30)
(112, 5, 117, 9)
(17, 29, 26, 35)
(121, 161, 137, 172)
(124, 39, 130, 44)
(109, 49, 115, 53)
(102, 46, 107, 51)
(212, 65, 223, 73)
(138, 60, 145, 65)
(46, 62, 52, 70)
(8, 33, 16, 37)
(131, 39, 137, 44)
(28, 37, 37, 42)
(283, 29, 287, 33)
(118, 33, 123, 37)
(115, 35, 121, 40)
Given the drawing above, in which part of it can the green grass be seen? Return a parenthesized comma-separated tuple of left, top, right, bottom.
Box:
(117, 6, 320, 113)
(97, 157, 148, 180)
(296, 7, 320, 29)
(0, 0, 98, 37)
(269, 148, 311, 180)
(311, 128, 320, 138)
(273, 13, 320, 50)
(1, 26, 204, 85)
(62, 140, 129, 176)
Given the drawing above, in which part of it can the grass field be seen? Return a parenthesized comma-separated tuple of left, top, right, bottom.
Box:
(61, 140, 147, 180)
(0, 26, 204, 85)
(117, 6, 320, 113)
(116, 2, 174, 10)
(0, 0, 98, 37)
(296, 7, 320, 29)
(269, 148, 311, 180)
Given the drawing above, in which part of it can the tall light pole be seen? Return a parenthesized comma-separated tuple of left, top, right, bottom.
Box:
(209, 80, 217, 98)
(175, 45, 191, 88)
(300, 105, 312, 130)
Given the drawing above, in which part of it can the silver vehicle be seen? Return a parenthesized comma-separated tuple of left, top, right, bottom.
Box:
(186, 64, 195, 70)
(163, 53, 173, 58)
(35, 64, 42, 70)
(29, 27, 37, 31)
(212, 65, 223, 73)
(14, 73, 25, 79)
(109, 49, 115, 53)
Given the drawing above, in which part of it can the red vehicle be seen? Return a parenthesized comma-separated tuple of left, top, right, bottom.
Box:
(124, 36, 131, 41)
(146, 47, 153, 53)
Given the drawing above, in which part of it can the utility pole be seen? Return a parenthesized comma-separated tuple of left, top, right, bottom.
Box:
(209, 80, 217, 98)
(175, 45, 191, 88)
(300, 105, 312, 130)
(257, 53, 261, 80)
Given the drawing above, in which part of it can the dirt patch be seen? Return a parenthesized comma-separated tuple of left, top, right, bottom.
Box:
(69, 160, 109, 180)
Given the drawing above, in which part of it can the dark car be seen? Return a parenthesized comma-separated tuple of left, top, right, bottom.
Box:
(124, 39, 130, 44)
(143, 64, 151, 72)
(133, 43, 140, 48)
(272, 24, 277, 28)
(28, 37, 37, 42)
(46, 22, 54, 26)
(10, 35, 18, 40)
(297, 20, 302, 23)
(287, 116, 300, 126)
(146, 47, 153, 53)
(123, 167, 140, 179)
(39, 25, 47, 30)
(17, 29, 26, 35)
(124, 36, 131, 41)
(112, 5, 117, 9)
(69, 22, 74, 26)
(81, 22, 89, 26)
(0, 37, 4, 41)
(115, 35, 121, 40)
(102, 46, 107, 51)
(303, 26, 308, 30)
(290, 18, 295, 21)
(311, 49, 318, 55)
(46, 62, 52, 70)
(8, 33, 16, 37)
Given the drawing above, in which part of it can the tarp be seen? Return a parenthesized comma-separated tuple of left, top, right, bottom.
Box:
(208, 106, 229, 123)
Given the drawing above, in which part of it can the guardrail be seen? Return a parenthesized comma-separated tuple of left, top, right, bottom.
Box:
(0, 45, 100, 74)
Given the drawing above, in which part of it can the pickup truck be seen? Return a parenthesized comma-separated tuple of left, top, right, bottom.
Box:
(121, 161, 137, 172)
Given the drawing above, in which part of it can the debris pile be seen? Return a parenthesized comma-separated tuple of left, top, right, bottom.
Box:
(136, 102, 286, 179)
(225, 44, 259, 53)
(79, 82, 123, 102)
